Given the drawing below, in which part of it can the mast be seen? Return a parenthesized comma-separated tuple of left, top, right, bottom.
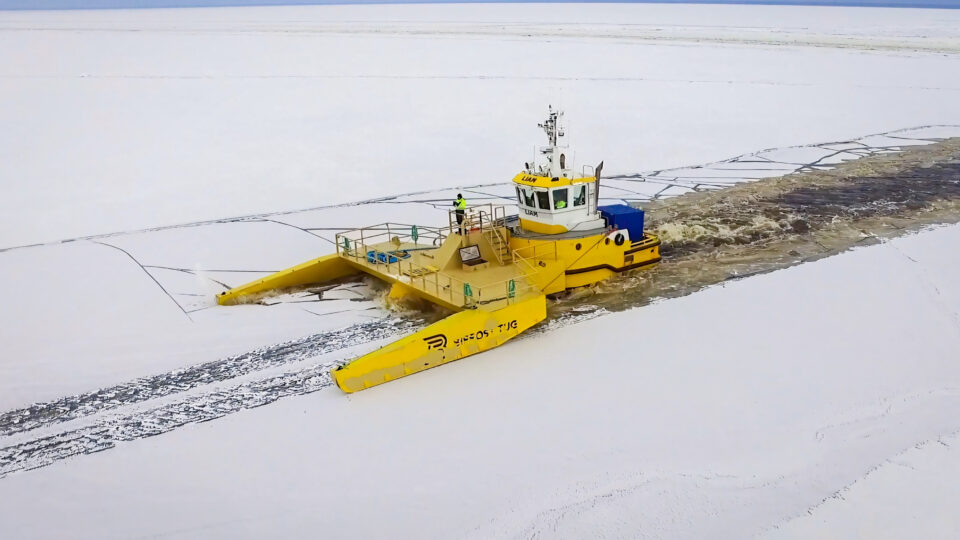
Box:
(537, 106, 567, 178)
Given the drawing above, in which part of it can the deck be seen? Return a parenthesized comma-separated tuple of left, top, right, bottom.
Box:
(336, 231, 539, 312)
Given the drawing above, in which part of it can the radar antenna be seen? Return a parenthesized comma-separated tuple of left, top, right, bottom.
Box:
(536, 105, 568, 177)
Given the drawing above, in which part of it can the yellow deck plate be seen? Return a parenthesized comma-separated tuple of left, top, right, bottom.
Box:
(339, 238, 536, 312)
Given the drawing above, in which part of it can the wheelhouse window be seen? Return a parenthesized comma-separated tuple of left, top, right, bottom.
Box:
(572, 184, 586, 206)
(553, 188, 568, 209)
(515, 186, 523, 206)
(522, 187, 536, 208)
(535, 190, 550, 210)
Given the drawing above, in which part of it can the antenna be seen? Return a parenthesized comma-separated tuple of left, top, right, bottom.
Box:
(536, 106, 566, 177)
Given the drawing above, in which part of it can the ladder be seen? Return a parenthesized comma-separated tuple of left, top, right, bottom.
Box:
(484, 227, 511, 265)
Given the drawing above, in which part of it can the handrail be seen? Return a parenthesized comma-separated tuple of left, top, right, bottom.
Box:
(511, 252, 539, 275)
(334, 207, 541, 309)
(336, 222, 447, 241)
(337, 230, 534, 309)
(447, 203, 510, 235)
(512, 241, 558, 262)
(483, 226, 508, 265)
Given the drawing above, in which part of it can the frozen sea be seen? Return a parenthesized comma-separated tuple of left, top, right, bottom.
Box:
(1, 3, 960, 538)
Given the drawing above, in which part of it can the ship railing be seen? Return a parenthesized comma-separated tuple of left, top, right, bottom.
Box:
(483, 226, 509, 265)
(336, 222, 447, 254)
(511, 242, 558, 264)
(336, 221, 535, 309)
(510, 242, 560, 287)
(335, 222, 448, 281)
(471, 273, 539, 307)
(511, 253, 539, 277)
(337, 224, 459, 305)
(447, 203, 510, 234)
(388, 261, 537, 310)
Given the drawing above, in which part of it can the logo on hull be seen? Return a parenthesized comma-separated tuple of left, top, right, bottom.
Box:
(423, 334, 448, 350)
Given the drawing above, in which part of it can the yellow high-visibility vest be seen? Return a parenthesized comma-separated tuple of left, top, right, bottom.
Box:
(456, 198, 466, 210)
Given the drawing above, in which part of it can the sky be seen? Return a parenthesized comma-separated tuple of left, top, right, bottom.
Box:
(2, 0, 958, 10)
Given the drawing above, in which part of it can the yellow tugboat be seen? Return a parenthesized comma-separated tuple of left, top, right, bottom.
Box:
(216, 107, 661, 392)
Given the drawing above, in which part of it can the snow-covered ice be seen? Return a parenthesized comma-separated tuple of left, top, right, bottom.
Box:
(2, 125, 954, 410)
(2, 3, 960, 247)
(2, 221, 959, 539)
(2, 3, 960, 539)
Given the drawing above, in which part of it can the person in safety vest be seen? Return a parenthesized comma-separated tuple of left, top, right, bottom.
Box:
(453, 193, 467, 233)
(555, 199, 567, 209)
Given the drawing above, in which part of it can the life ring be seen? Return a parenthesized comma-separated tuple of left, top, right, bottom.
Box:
(614, 233, 626, 246)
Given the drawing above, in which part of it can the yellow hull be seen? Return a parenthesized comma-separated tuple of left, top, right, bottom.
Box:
(216, 253, 357, 306)
(519, 218, 568, 235)
(509, 231, 661, 293)
(215, 216, 659, 394)
(334, 294, 546, 393)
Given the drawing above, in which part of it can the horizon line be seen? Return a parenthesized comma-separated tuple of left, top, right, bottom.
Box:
(3, 0, 959, 13)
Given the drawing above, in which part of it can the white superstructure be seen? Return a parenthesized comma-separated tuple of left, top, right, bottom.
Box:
(514, 107, 607, 234)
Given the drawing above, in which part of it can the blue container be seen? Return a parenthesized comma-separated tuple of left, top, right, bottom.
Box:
(599, 204, 645, 241)
(366, 250, 410, 264)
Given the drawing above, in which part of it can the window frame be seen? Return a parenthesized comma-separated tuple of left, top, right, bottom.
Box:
(572, 184, 586, 207)
(552, 188, 569, 210)
(535, 190, 551, 211)
(522, 187, 537, 208)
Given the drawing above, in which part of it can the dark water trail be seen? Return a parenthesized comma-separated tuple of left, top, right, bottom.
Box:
(548, 138, 960, 321)
(4, 138, 960, 478)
